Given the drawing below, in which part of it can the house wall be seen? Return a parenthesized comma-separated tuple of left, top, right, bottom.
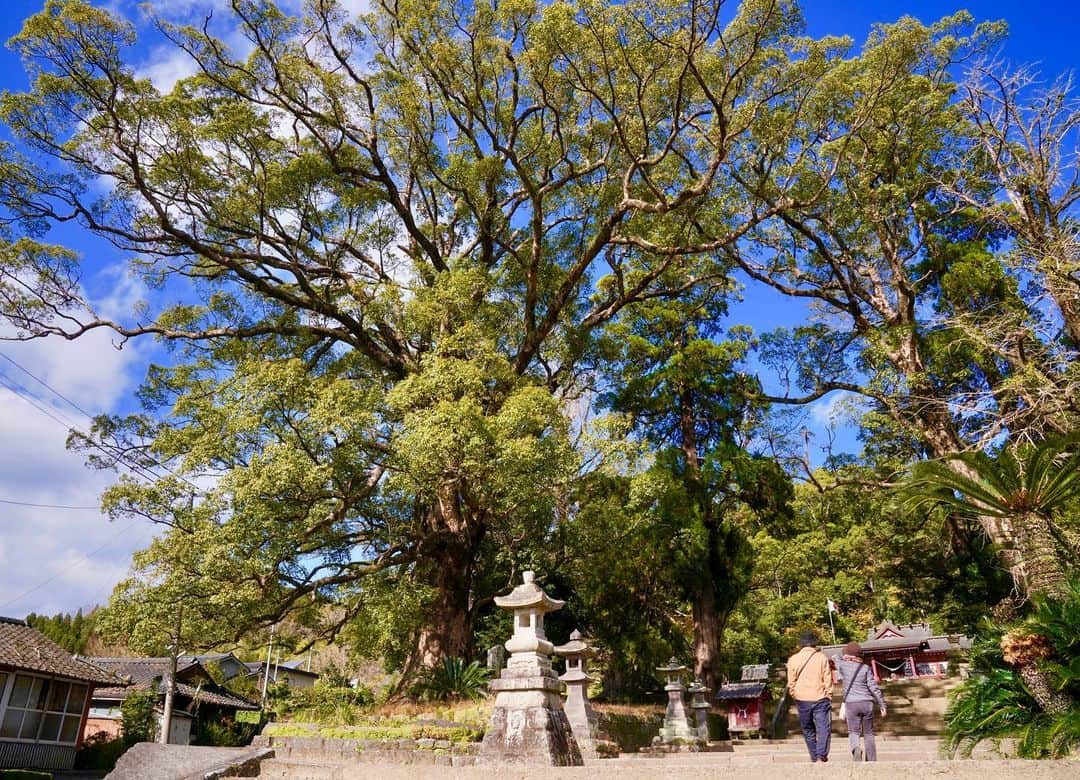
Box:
(158, 711, 192, 745)
(83, 715, 123, 742)
(281, 671, 316, 690)
(0, 740, 77, 770)
(0, 668, 93, 770)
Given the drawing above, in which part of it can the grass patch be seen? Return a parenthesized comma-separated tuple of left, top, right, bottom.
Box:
(263, 720, 484, 743)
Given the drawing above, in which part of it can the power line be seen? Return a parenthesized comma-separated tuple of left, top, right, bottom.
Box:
(0, 497, 99, 510)
(0, 351, 97, 421)
(0, 373, 166, 486)
(0, 518, 144, 611)
(0, 352, 201, 491)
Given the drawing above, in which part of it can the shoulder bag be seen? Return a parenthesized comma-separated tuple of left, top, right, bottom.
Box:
(837, 662, 866, 720)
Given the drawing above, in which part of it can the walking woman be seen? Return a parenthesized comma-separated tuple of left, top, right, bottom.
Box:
(836, 642, 887, 761)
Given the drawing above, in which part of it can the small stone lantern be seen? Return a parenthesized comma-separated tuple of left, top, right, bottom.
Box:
(687, 678, 712, 742)
(555, 630, 604, 758)
(479, 571, 582, 766)
(654, 658, 697, 745)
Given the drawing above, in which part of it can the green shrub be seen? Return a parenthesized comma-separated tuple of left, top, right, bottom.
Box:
(75, 732, 128, 772)
(120, 689, 158, 745)
(412, 658, 490, 702)
(273, 675, 374, 724)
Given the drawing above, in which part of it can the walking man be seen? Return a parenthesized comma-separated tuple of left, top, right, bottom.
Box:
(786, 630, 833, 763)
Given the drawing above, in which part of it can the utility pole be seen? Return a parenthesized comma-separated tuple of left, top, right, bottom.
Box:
(261, 624, 276, 703)
(161, 606, 183, 744)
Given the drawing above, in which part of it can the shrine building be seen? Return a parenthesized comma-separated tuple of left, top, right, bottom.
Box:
(821, 620, 972, 681)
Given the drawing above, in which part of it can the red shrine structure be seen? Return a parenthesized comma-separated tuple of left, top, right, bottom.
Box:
(822, 621, 971, 681)
(715, 664, 770, 734)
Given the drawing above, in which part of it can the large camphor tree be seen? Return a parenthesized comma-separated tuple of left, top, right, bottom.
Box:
(0, 0, 861, 669)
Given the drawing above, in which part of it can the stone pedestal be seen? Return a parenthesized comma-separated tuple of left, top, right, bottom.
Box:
(555, 630, 618, 758)
(688, 679, 712, 742)
(479, 572, 583, 766)
(653, 658, 700, 746)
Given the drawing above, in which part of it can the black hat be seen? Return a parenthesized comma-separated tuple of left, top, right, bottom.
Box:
(799, 631, 819, 647)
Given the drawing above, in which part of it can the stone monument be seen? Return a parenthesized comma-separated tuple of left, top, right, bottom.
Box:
(687, 678, 712, 742)
(652, 658, 699, 746)
(479, 571, 583, 766)
(554, 629, 617, 758)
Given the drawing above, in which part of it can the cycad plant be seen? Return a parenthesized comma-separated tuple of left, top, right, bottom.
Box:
(901, 435, 1080, 714)
(945, 583, 1080, 758)
(901, 435, 1080, 599)
(413, 657, 491, 702)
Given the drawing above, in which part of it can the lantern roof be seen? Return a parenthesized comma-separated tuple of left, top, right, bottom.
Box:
(656, 657, 688, 674)
(554, 629, 593, 657)
(494, 570, 565, 612)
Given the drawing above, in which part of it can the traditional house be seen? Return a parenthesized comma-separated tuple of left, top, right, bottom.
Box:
(0, 616, 118, 771)
(186, 653, 249, 684)
(244, 659, 319, 690)
(84, 657, 258, 745)
(822, 621, 972, 681)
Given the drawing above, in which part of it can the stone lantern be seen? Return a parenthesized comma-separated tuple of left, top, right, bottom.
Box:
(653, 658, 697, 745)
(687, 678, 712, 742)
(555, 629, 602, 758)
(479, 571, 582, 766)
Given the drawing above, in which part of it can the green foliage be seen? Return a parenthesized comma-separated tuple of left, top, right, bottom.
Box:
(120, 689, 157, 746)
(412, 658, 491, 702)
(263, 718, 484, 743)
(191, 714, 259, 748)
(272, 673, 375, 725)
(75, 732, 128, 772)
(945, 581, 1080, 758)
(24, 609, 98, 654)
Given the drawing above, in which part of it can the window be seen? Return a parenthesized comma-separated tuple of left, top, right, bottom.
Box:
(0, 674, 86, 745)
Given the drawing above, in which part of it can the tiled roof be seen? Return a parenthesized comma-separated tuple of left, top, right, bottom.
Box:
(0, 616, 118, 685)
(93, 679, 258, 711)
(89, 657, 201, 686)
(89, 656, 258, 711)
(715, 681, 768, 701)
(244, 660, 318, 678)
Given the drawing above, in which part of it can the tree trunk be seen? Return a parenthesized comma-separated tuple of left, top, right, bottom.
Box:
(1017, 664, 1072, 715)
(692, 579, 721, 692)
(414, 545, 476, 667)
(412, 493, 486, 670)
(1014, 512, 1069, 601)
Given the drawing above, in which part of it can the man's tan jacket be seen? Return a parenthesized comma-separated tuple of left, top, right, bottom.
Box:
(786, 646, 833, 702)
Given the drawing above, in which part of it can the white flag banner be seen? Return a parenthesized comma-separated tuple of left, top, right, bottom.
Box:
(827, 598, 838, 614)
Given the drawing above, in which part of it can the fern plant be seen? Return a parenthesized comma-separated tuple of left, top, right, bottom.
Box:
(413, 657, 491, 701)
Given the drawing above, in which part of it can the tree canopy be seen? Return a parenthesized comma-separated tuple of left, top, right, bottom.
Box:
(0, 0, 1076, 691)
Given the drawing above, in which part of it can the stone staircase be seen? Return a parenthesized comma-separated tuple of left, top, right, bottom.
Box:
(720, 734, 943, 764)
(252, 735, 479, 780)
(775, 675, 961, 738)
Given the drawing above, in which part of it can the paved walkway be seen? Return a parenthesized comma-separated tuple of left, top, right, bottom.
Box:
(326, 758, 1076, 779)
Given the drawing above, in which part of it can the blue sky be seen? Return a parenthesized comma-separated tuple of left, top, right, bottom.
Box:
(0, 0, 1076, 618)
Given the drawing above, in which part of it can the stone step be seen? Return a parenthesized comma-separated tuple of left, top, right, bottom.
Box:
(257, 757, 344, 780)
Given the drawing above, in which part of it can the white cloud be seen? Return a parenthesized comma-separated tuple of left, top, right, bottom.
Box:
(0, 264, 157, 618)
(0, 384, 156, 617)
(136, 44, 200, 92)
(809, 392, 847, 427)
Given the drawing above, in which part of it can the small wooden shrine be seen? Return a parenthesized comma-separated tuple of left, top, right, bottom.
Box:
(822, 621, 972, 681)
(714, 664, 770, 735)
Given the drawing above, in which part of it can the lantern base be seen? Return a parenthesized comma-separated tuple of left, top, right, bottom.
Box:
(479, 678, 583, 766)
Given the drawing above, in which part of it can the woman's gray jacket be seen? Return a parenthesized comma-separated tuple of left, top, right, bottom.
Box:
(836, 657, 885, 707)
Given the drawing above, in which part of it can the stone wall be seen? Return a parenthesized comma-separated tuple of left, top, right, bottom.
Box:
(253, 734, 483, 767)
